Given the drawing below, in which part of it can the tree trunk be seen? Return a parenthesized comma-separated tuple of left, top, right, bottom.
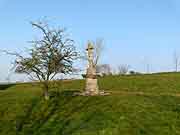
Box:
(43, 82, 49, 100)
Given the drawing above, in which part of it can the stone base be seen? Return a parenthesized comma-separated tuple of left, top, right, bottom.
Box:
(74, 90, 110, 96)
(85, 78, 99, 95)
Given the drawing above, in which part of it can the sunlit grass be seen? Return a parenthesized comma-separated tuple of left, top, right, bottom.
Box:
(1, 72, 180, 135)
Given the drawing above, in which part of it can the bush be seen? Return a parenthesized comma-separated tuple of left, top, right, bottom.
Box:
(129, 70, 142, 75)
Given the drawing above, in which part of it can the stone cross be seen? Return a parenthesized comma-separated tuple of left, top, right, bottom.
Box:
(86, 43, 94, 68)
(85, 42, 99, 95)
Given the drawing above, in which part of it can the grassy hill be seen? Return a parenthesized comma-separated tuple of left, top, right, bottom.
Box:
(1, 72, 180, 135)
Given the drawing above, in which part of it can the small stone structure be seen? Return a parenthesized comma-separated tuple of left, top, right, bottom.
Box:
(75, 42, 109, 96)
(85, 42, 99, 95)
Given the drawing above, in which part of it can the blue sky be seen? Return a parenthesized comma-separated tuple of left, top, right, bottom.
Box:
(0, 0, 180, 82)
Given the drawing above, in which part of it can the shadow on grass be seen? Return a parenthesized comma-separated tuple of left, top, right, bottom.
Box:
(15, 90, 82, 134)
(16, 90, 109, 135)
(0, 84, 15, 90)
(15, 97, 39, 133)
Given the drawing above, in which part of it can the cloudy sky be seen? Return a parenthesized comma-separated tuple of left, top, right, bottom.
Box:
(0, 0, 180, 82)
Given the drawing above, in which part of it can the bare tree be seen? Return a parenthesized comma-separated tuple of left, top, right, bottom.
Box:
(93, 38, 105, 66)
(146, 63, 150, 74)
(173, 51, 179, 72)
(117, 64, 130, 75)
(141, 57, 151, 74)
(2, 21, 78, 100)
(96, 64, 112, 76)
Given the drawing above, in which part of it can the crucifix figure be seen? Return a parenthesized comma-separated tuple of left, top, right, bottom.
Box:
(85, 42, 99, 95)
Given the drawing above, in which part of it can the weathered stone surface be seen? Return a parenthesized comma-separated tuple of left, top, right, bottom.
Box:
(86, 67, 97, 79)
(85, 42, 99, 95)
(85, 78, 99, 95)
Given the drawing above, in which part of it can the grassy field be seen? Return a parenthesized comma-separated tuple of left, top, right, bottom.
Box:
(1, 72, 180, 135)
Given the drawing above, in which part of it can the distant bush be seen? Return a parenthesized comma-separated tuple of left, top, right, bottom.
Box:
(129, 70, 136, 75)
(82, 74, 86, 79)
(129, 70, 142, 75)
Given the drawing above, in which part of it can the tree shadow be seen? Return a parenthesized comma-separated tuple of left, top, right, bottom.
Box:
(0, 83, 15, 90)
(57, 100, 94, 135)
(15, 90, 81, 135)
(57, 94, 109, 135)
(32, 91, 79, 131)
(15, 90, 109, 135)
(15, 97, 40, 134)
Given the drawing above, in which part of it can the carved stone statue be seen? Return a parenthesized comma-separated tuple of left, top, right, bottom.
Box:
(85, 42, 99, 95)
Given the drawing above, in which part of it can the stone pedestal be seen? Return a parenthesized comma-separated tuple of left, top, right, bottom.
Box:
(85, 78, 99, 95)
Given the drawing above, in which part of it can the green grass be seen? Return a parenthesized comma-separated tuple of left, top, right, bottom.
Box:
(99, 72, 180, 94)
(1, 72, 180, 135)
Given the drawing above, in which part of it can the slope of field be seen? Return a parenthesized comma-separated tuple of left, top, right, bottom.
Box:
(1, 72, 180, 135)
